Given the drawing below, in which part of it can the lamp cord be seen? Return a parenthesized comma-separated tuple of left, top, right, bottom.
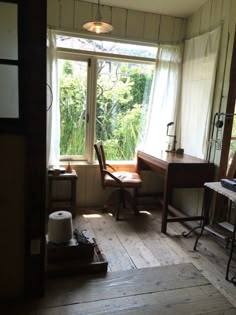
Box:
(47, 83, 53, 112)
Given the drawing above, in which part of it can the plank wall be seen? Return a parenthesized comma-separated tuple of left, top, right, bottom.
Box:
(186, 0, 236, 166)
(47, 0, 186, 44)
(173, 0, 236, 216)
(52, 163, 162, 208)
(47, 0, 236, 214)
(47, 0, 186, 209)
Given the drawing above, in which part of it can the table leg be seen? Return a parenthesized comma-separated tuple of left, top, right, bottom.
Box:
(71, 178, 77, 217)
(194, 187, 212, 251)
(161, 178, 171, 234)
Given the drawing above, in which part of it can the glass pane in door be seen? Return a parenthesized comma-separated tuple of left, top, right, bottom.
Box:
(0, 2, 18, 60)
(0, 64, 18, 118)
(58, 59, 88, 156)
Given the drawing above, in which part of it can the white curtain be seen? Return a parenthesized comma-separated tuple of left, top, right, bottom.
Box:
(139, 45, 182, 154)
(47, 29, 60, 167)
(179, 27, 221, 159)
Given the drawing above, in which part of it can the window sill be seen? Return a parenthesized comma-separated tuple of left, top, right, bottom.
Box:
(60, 160, 136, 168)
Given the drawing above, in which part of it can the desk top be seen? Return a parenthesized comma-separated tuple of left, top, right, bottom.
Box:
(137, 149, 209, 165)
(205, 182, 236, 203)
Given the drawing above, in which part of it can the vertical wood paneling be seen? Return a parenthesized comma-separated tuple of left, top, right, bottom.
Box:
(85, 167, 104, 207)
(173, 18, 185, 42)
(213, 0, 231, 113)
(180, 20, 187, 41)
(223, 0, 235, 98)
(210, 0, 223, 28)
(143, 13, 160, 42)
(126, 10, 145, 39)
(74, 1, 92, 30)
(47, 0, 60, 27)
(186, 16, 193, 39)
(199, 0, 212, 33)
(191, 10, 201, 37)
(48, 1, 187, 44)
(61, 0, 74, 29)
(75, 166, 86, 207)
(159, 16, 174, 42)
(111, 7, 127, 38)
(100, 5, 112, 25)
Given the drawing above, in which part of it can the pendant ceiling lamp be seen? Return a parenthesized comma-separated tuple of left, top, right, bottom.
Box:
(83, 0, 113, 34)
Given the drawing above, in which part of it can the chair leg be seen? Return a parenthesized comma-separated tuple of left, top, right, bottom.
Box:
(116, 189, 123, 221)
(133, 188, 139, 215)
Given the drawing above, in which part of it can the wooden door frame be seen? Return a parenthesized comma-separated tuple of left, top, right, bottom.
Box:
(20, 0, 47, 297)
(218, 32, 236, 180)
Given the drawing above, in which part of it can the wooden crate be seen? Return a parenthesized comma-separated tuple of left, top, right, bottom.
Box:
(46, 242, 108, 277)
(47, 237, 95, 262)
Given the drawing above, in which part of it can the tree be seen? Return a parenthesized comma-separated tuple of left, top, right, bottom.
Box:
(59, 59, 154, 159)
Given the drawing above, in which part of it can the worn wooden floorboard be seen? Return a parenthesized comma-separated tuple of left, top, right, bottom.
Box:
(84, 212, 136, 272)
(79, 207, 236, 307)
(31, 285, 235, 315)
(7, 206, 236, 314)
(105, 213, 161, 268)
(32, 263, 208, 309)
(163, 218, 236, 307)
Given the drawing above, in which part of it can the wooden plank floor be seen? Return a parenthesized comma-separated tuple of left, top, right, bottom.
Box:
(8, 206, 236, 314)
(75, 206, 236, 307)
(29, 264, 235, 314)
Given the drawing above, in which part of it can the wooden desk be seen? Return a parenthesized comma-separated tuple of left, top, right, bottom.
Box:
(137, 150, 214, 233)
(48, 170, 78, 217)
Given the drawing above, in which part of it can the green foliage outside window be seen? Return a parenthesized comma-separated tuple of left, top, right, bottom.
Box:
(60, 60, 86, 156)
(59, 59, 153, 160)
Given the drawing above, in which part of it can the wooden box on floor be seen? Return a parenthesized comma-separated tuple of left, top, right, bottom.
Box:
(46, 237, 108, 277)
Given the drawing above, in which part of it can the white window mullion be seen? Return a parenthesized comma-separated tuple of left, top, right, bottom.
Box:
(85, 57, 97, 163)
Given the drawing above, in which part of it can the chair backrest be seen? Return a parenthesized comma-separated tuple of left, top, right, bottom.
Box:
(94, 141, 107, 186)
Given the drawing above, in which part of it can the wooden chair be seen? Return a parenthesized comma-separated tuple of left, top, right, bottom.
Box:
(94, 141, 142, 220)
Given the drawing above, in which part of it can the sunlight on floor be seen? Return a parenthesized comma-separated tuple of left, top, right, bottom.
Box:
(139, 210, 152, 215)
(83, 214, 102, 218)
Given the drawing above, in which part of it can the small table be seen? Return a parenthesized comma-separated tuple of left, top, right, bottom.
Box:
(47, 169, 78, 217)
(194, 182, 236, 284)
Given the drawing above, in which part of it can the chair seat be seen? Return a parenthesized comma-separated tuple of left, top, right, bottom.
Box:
(104, 171, 142, 188)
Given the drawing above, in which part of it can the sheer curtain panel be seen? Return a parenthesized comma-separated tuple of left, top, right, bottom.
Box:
(139, 45, 182, 153)
(179, 27, 221, 159)
(47, 29, 60, 167)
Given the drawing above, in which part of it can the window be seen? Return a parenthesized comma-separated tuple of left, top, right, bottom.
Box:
(96, 59, 154, 160)
(54, 35, 156, 162)
(58, 58, 89, 158)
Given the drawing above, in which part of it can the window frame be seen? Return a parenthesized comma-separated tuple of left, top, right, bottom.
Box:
(56, 37, 156, 163)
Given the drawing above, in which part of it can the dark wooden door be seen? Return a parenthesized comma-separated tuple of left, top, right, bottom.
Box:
(20, 0, 47, 297)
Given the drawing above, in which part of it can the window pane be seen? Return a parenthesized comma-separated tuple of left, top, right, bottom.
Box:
(59, 59, 88, 156)
(57, 35, 157, 59)
(96, 59, 154, 160)
(0, 64, 18, 118)
(0, 2, 18, 60)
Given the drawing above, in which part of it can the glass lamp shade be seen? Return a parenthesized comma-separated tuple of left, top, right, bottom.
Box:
(83, 21, 113, 34)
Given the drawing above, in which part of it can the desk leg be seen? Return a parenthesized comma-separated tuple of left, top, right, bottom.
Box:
(161, 179, 171, 234)
(226, 214, 236, 283)
(71, 178, 77, 218)
(194, 187, 212, 251)
(48, 180, 53, 214)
